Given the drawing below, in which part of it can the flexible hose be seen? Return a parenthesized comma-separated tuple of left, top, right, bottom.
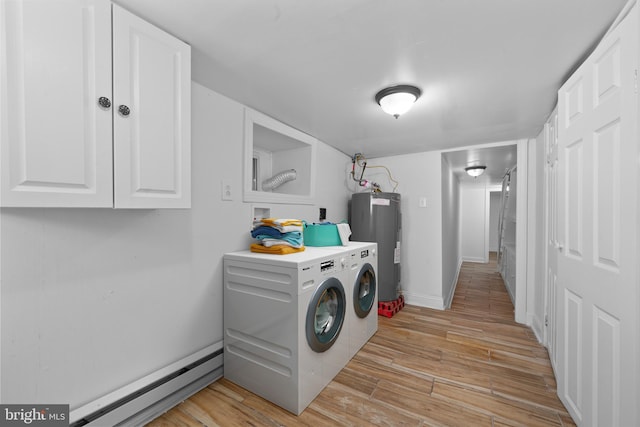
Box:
(262, 169, 297, 191)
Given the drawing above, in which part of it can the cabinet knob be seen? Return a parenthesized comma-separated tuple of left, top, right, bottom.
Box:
(98, 97, 111, 109)
(118, 105, 131, 117)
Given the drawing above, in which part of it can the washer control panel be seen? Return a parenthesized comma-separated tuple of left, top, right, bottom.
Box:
(320, 257, 346, 272)
(320, 259, 335, 272)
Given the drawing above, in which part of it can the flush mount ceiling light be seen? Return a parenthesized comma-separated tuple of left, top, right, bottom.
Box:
(375, 85, 421, 119)
(465, 165, 487, 177)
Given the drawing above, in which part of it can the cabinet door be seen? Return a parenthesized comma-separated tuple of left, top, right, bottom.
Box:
(0, 0, 113, 207)
(112, 5, 191, 209)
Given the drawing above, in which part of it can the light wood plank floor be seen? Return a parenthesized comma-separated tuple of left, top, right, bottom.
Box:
(147, 254, 574, 426)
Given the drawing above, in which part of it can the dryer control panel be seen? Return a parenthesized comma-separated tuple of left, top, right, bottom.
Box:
(320, 259, 335, 272)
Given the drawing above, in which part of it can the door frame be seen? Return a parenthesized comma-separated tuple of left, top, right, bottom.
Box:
(514, 139, 528, 324)
(442, 139, 528, 324)
(484, 187, 503, 261)
(541, 109, 558, 362)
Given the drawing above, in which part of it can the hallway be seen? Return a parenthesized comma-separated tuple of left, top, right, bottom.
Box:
(147, 256, 573, 426)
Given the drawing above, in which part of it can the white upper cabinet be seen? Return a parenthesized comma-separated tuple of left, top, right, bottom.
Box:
(0, 0, 191, 208)
(112, 5, 190, 208)
(1, 0, 113, 207)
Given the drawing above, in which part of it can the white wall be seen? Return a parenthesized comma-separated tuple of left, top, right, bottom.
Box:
(353, 152, 444, 309)
(489, 191, 501, 251)
(460, 184, 487, 262)
(441, 156, 461, 308)
(0, 82, 351, 411)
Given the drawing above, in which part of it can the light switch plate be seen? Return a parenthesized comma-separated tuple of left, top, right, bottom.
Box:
(419, 197, 427, 208)
(222, 180, 233, 201)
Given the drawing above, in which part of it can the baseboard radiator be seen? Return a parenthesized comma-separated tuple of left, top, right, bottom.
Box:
(69, 345, 223, 427)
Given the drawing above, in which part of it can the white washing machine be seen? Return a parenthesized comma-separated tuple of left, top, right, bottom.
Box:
(345, 242, 378, 358)
(314, 242, 378, 358)
(223, 247, 350, 415)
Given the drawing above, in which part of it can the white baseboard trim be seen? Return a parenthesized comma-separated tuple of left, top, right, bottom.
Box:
(70, 342, 223, 426)
(118, 363, 222, 427)
(501, 272, 516, 306)
(403, 292, 444, 310)
(462, 256, 486, 263)
(529, 314, 544, 344)
(443, 257, 463, 309)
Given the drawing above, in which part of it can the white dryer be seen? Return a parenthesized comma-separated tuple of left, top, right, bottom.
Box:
(315, 242, 378, 358)
(223, 248, 350, 415)
(345, 241, 378, 358)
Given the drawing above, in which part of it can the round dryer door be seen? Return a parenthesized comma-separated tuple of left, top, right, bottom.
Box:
(354, 263, 376, 318)
(306, 277, 346, 353)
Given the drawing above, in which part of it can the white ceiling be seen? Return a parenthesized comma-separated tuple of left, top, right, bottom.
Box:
(443, 144, 517, 186)
(115, 0, 627, 172)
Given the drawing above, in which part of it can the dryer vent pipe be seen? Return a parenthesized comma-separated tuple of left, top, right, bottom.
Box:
(262, 169, 297, 191)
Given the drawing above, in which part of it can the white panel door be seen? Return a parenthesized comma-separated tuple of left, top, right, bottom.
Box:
(544, 110, 558, 369)
(557, 7, 638, 426)
(0, 0, 113, 207)
(112, 4, 191, 208)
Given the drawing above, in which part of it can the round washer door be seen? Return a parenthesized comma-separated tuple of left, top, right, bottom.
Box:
(353, 263, 376, 318)
(306, 277, 346, 353)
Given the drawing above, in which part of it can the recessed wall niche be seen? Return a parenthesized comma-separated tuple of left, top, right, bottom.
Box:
(243, 108, 317, 204)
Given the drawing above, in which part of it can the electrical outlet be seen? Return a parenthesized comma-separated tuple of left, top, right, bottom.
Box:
(222, 180, 232, 201)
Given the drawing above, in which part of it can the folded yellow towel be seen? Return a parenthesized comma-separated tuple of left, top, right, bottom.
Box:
(250, 243, 305, 255)
(256, 218, 303, 227)
(252, 218, 304, 233)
